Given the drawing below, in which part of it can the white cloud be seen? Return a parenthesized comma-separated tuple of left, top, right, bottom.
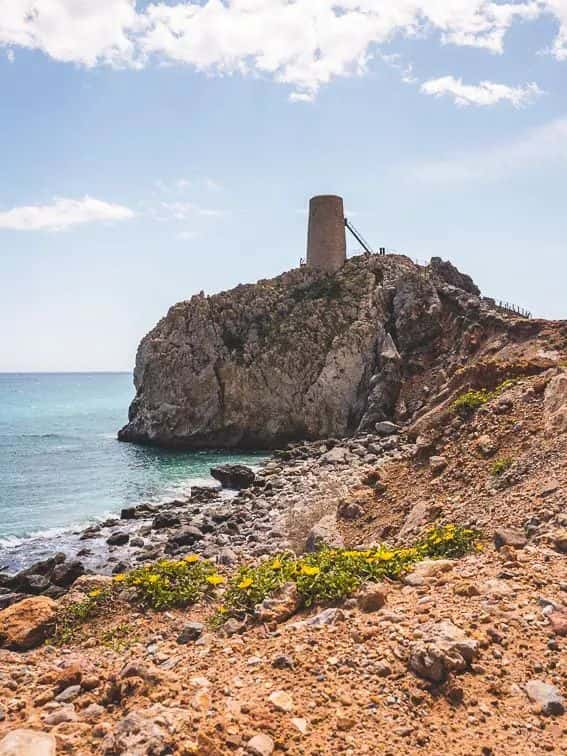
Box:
(5, 48, 15, 62)
(177, 230, 199, 240)
(1, 1, 566, 99)
(0, 196, 135, 231)
(412, 116, 567, 182)
(421, 76, 544, 107)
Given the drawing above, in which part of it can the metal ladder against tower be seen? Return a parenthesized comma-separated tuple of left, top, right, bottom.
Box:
(344, 217, 373, 254)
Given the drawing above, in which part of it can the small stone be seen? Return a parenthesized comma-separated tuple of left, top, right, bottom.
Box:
(403, 559, 454, 587)
(320, 447, 349, 464)
(152, 511, 181, 530)
(272, 654, 295, 670)
(50, 663, 82, 692)
(106, 531, 129, 547)
(336, 716, 355, 731)
(294, 607, 345, 629)
(376, 661, 392, 678)
(375, 421, 400, 436)
(0, 729, 56, 755)
(51, 560, 85, 588)
(337, 501, 364, 520)
(247, 733, 274, 756)
(357, 582, 388, 613)
(548, 610, 567, 637)
(55, 684, 81, 703)
(120, 662, 160, 684)
(291, 717, 309, 735)
(217, 548, 238, 566)
(476, 435, 496, 457)
(165, 526, 203, 551)
(81, 703, 105, 723)
(177, 622, 204, 644)
(453, 581, 481, 597)
(429, 456, 448, 474)
(44, 705, 78, 725)
(269, 690, 294, 712)
(255, 582, 299, 624)
(525, 680, 565, 716)
(552, 530, 567, 554)
(493, 528, 527, 550)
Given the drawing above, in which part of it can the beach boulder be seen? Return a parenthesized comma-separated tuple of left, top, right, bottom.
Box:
(0, 596, 57, 651)
(210, 464, 256, 490)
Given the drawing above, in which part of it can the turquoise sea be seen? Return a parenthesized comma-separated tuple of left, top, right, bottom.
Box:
(0, 373, 264, 571)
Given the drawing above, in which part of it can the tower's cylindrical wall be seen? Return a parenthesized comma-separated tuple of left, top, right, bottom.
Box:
(306, 195, 346, 273)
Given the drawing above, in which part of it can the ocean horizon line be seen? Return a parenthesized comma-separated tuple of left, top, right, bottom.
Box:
(0, 370, 133, 375)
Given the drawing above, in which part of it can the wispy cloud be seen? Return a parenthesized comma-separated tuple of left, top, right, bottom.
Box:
(411, 116, 567, 182)
(0, 196, 135, 232)
(420, 77, 543, 108)
(156, 201, 224, 221)
(0, 1, 564, 100)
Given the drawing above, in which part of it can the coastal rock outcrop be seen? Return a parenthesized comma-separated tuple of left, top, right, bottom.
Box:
(118, 254, 539, 449)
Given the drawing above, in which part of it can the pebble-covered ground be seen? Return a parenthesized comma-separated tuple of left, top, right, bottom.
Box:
(1, 349, 566, 755)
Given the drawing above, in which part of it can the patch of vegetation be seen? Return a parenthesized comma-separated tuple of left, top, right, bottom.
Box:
(451, 379, 517, 417)
(101, 623, 139, 653)
(451, 389, 493, 416)
(491, 457, 513, 476)
(217, 524, 481, 621)
(55, 526, 481, 641)
(54, 587, 114, 644)
(115, 556, 223, 610)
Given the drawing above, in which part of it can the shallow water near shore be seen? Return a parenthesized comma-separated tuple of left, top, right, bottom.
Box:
(0, 373, 266, 571)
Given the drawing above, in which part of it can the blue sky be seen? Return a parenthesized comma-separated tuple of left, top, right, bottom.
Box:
(0, 1, 566, 371)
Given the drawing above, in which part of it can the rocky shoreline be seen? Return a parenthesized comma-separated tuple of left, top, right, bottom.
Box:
(0, 426, 409, 609)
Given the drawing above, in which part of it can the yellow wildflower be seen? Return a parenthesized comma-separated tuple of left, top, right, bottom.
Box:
(238, 578, 253, 590)
(271, 559, 282, 570)
(207, 575, 226, 586)
(301, 565, 320, 577)
(148, 575, 160, 584)
(184, 554, 200, 563)
(88, 589, 102, 598)
(113, 574, 126, 583)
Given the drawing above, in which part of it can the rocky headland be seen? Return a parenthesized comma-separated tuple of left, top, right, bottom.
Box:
(1, 254, 566, 755)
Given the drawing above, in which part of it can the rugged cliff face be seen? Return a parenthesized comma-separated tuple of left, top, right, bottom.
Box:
(118, 254, 527, 449)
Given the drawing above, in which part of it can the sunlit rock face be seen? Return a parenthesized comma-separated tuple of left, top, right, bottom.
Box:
(118, 254, 511, 450)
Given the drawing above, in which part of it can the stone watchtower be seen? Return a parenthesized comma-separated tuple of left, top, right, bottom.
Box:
(306, 195, 346, 273)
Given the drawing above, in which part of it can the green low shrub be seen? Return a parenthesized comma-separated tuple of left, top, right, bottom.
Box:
(115, 555, 223, 610)
(451, 389, 492, 416)
(56, 525, 482, 640)
(491, 458, 513, 476)
(218, 524, 481, 620)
